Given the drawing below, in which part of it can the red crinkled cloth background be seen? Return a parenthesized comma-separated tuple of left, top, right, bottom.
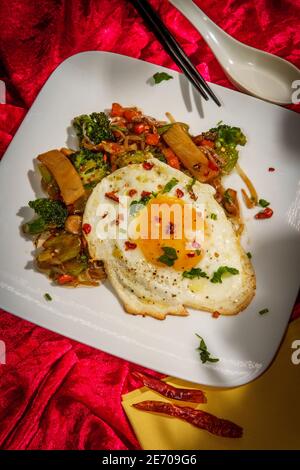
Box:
(0, 0, 299, 450)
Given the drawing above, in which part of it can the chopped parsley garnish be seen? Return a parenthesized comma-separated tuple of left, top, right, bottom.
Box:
(162, 177, 179, 194)
(157, 246, 178, 267)
(210, 213, 217, 220)
(130, 192, 155, 215)
(183, 268, 209, 279)
(186, 177, 196, 192)
(247, 252, 252, 259)
(259, 308, 269, 315)
(210, 266, 239, 284)
(44, 293, 52, 301)
(258, 199, 270, 208)
(153, 72, 173, 84)
(196, 334, 219, 364)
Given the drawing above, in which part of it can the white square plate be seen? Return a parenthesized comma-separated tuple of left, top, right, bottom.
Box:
(0, 52, 299, 387)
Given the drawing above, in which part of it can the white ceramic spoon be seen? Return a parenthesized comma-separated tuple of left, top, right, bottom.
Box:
(170, 0, 300, 105)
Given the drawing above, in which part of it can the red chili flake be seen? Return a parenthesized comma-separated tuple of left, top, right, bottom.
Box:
(176, 188, 184, 198)
(166, 222, 175, 235)
(255, 207, 273, 219)
(132, 372, 206, 403)
(82, 223, 92, 235)
(212, 311, 220, 319)
(189, 191, 198, 201)
(105, 191, 119, 203)
(268, 167, 275, 172)
(142, 161, 154, 171)
(141, 190, 152, 198)
(115, 214, 124, 226)
(187, 252, 195, 258)
(133, 401, 243, 438)
(125, 241, 137, 250)
(57, 274, 75, 285)
(128, 189, 137, 197)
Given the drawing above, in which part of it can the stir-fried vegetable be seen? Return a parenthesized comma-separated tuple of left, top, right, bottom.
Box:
(73, 112, 114, 145)
(199, 124, 246, 174)
(163, 124, 213, 182)
(23, 198, 67, 234)
(115, 150, 152, 168)
(71, 148, 110, 188)
(23, 102, 252, 287)
(38, 150, 85, 205)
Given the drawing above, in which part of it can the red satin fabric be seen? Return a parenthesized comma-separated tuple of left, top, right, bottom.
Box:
(0, 0, 299, 450)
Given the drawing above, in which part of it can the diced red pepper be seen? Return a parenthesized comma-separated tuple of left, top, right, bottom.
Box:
(187, 252, 195, 258)
(208, 159, 219, 172)
(163, 148, 180, 170)
(57, 274, 75, 285)
(128, 189, 137, 197)
(133, 123, 149, 135)
(255, 207, 273, 219)
(212, 311, 220, 319)
(82, 223, 92, 235)
(125, 241, 137, 250)
(145, 133, 160, 146)
(123, 108, 141, 122)
(105, 191, 120, 203)
(142, 161, 154, 171)
(201, 139, 215, 148)
(176, 188, 184, 198)
(111, 102, 124, 117)
(141, 190, 152, 198)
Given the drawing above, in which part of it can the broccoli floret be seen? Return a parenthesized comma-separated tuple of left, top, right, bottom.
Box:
(23, 198, 68, 234)
(115, 150, 154, 168)
(209, 124, 247, 173)
(71, 148, 109, 188)
(73, 112, 114, 145)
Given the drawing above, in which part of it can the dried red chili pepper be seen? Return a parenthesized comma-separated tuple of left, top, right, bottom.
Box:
(133, 401, 243, 438)
(105, 191, 120, 203)
(255, 207, 273, 219)
(125, 241, 137, 251)
(142, 161, 154, 170)
(132, 372, 206, 403)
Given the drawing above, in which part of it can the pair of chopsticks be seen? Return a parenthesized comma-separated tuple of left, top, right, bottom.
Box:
(130, 0, 221, 106)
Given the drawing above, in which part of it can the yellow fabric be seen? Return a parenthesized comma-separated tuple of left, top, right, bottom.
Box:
(122, 318, 300, 450)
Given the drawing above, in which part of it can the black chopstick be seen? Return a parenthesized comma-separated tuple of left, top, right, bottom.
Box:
(130, 0, 221, 107)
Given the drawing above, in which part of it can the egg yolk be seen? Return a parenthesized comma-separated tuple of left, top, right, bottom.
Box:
(135, 196, 203, 271)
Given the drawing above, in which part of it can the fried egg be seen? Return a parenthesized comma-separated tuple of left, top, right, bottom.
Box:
(83, 158, 255, 319)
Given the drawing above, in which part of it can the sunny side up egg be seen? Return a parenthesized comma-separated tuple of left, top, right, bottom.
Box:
(83, 158, 256, 320)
